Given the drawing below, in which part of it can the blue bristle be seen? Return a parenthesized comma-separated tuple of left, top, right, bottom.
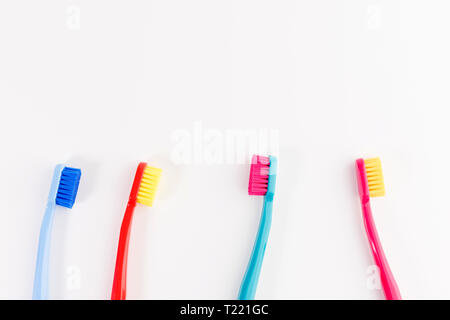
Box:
(55, 167, 81, 208)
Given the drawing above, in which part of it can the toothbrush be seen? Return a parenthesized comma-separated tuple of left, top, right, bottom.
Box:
(355, 157, 401, 300)
(238, 155, 277, 300)
(33, 165, 82, 300)
(111, 162, 162, 300)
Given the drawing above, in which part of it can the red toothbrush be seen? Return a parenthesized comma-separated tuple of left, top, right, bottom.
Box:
(111, 162, 162, 300)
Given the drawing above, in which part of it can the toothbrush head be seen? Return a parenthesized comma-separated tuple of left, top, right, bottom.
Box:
(55, 167, 82, 208)
(136, 164, 162, 207)
(356, 157, 385, 199)
(248, 155, 271, 196)
(364, 158, 385, 197)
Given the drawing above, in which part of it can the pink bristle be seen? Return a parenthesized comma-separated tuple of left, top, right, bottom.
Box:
(248, 155, 270, 195)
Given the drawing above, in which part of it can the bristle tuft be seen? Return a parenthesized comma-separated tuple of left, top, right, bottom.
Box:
(364, 158, 385, 197)
(248, 155, 270, 196)
(56, 167, 81, 208)
(137, 166, 162, 206)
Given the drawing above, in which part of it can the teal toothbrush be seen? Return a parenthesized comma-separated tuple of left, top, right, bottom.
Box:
(239, 155, 277, 300)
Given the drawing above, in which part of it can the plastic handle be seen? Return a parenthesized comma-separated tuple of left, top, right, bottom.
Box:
(238, 197, 273, 300)
(32, 202, 56, 300)
(111, 203, 136, 300)
(32, 164, 64, 300)
(361, 200, 402, 300)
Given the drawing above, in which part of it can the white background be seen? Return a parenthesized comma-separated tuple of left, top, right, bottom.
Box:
(1, 1, 450, 300)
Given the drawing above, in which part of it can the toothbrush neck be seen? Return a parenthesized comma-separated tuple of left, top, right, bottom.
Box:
(360, 194, 371, 205)
(265, 192, 274, 202)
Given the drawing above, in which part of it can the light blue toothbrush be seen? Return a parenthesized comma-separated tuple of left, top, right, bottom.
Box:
(239, 155, 277, 300)
(33, 165, 81, 300)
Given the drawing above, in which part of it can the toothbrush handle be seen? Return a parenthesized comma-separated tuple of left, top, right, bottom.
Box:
(111, 203, 135, 300)
(361, 201, 402, 300)
(238, 198, 273, 300)
(33, 202, 56, 300)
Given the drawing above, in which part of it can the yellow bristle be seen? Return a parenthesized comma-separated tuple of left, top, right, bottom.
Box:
(364, 157, 385, 197)
(137, 166, 162, 206)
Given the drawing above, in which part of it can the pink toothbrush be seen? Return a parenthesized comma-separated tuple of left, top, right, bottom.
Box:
(355, 158, 401, 300)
